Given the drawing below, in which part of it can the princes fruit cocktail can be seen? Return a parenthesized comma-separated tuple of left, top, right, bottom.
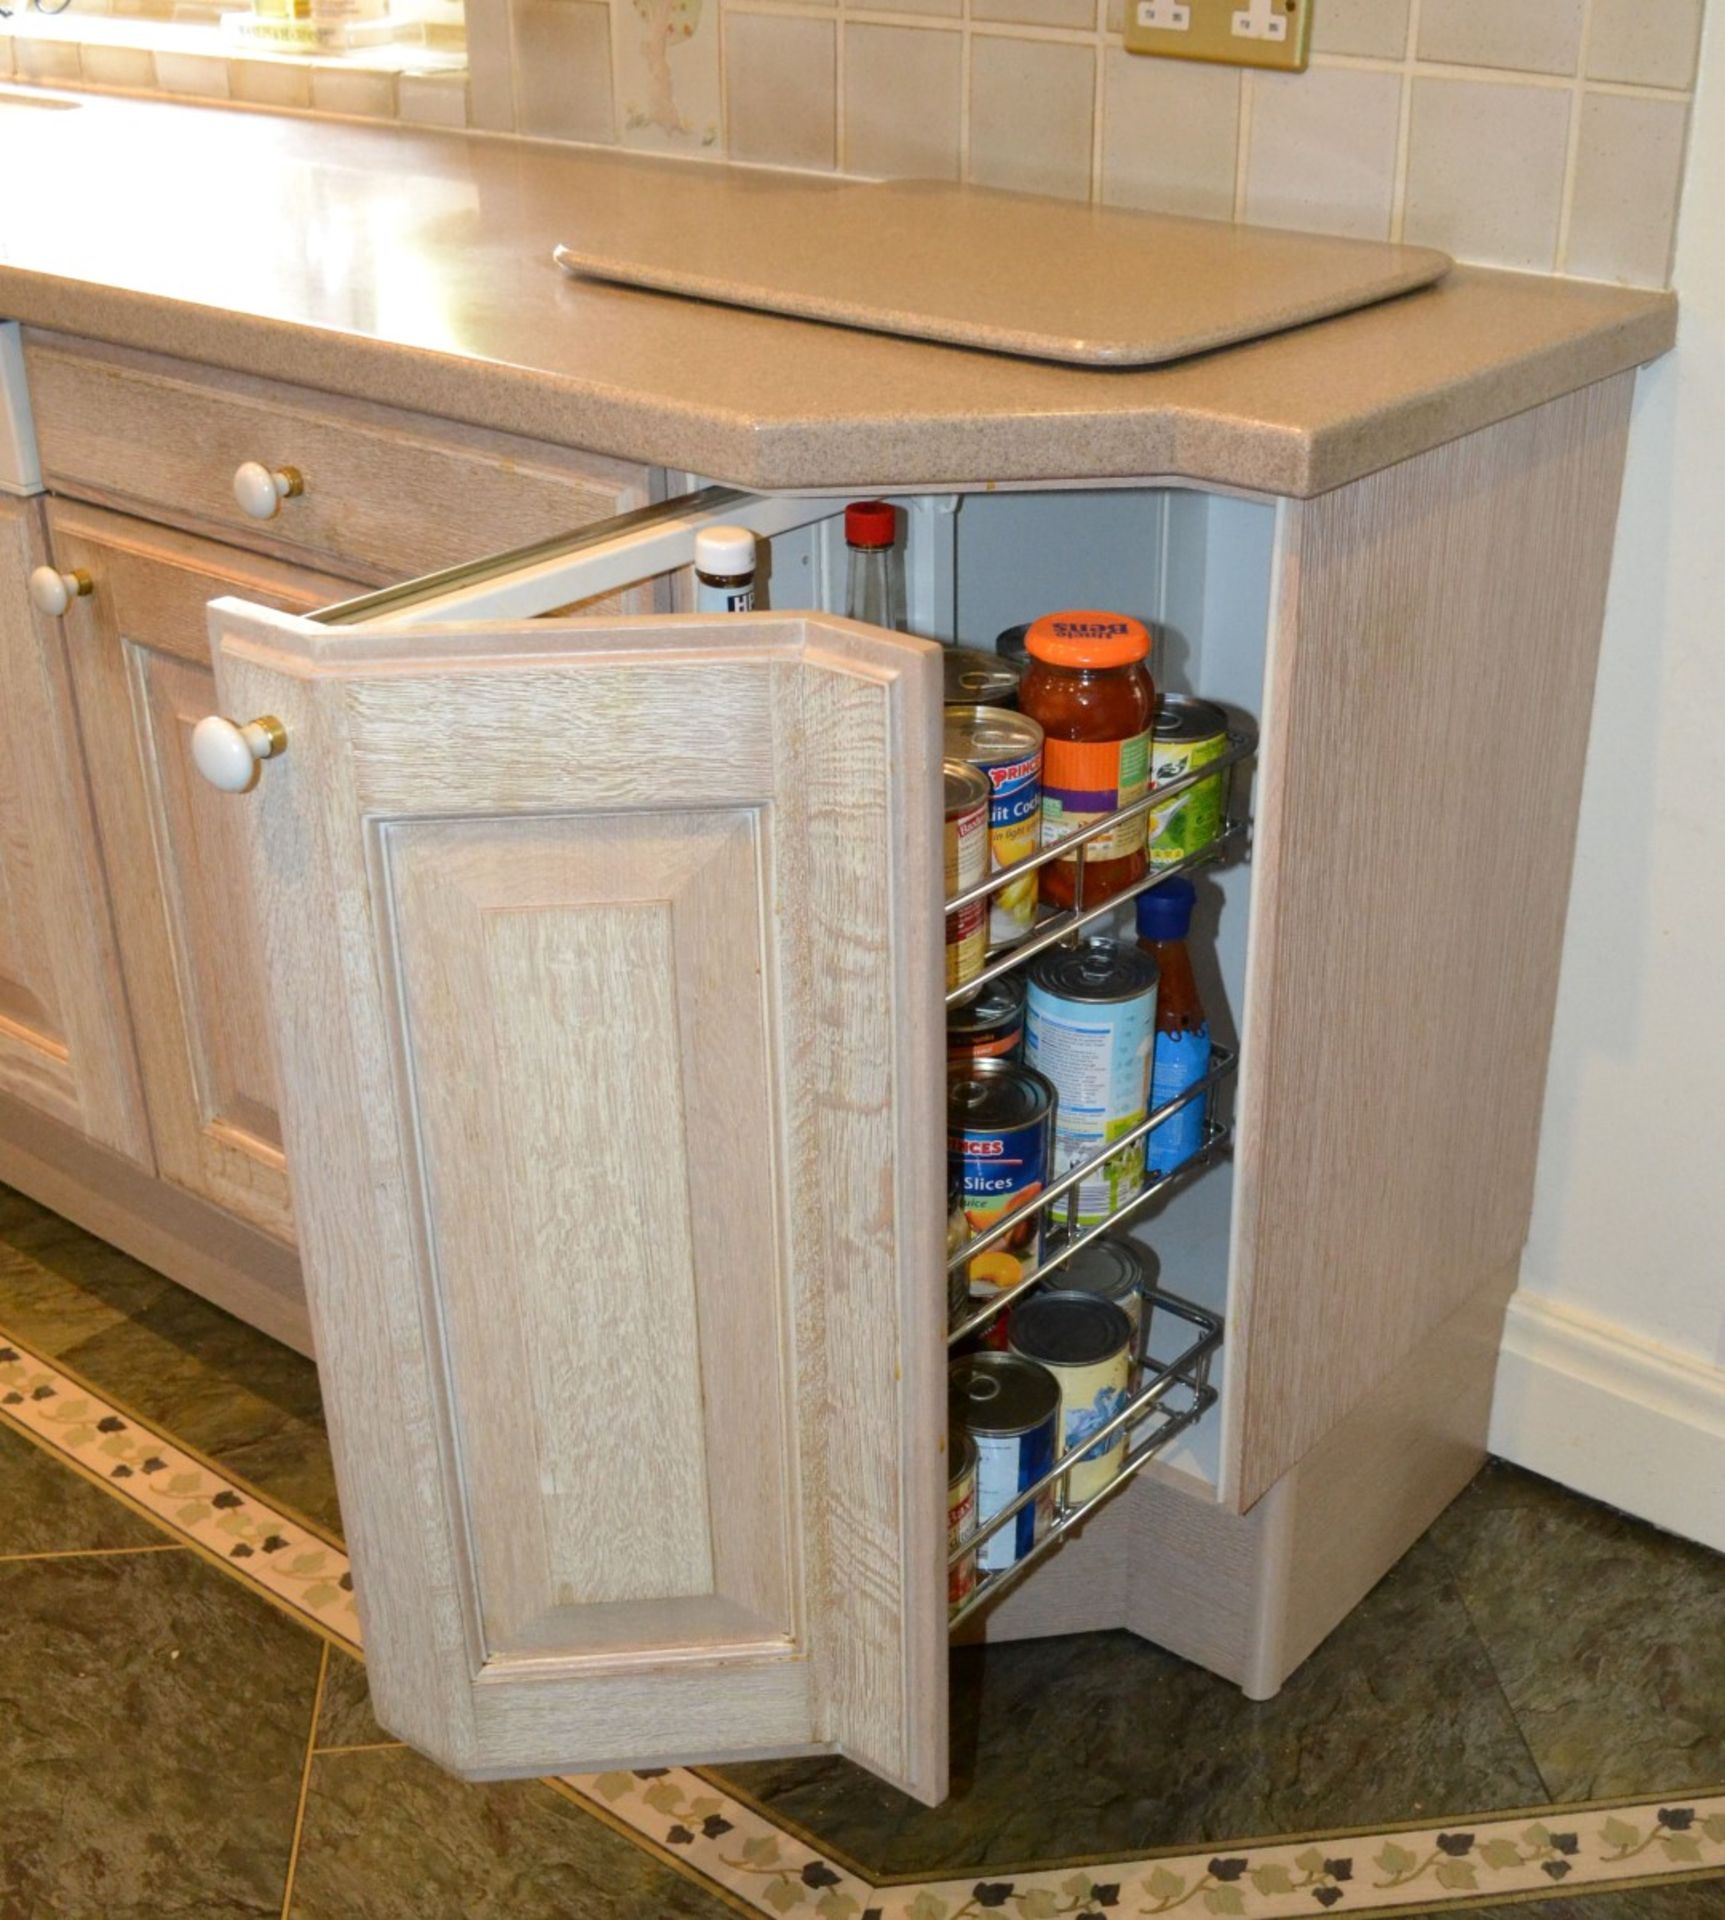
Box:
(1025, 938, 1158, 1229)
(1009, 1290, 1134, 1503)
(1147, 696, 1228, 869)
(949, 1351, 1060, 1574)
(948, 1428, 979, 1609)
(948, 1058, 1056, 1298)
(944, 758, 990, 997)
(944, 705, 1044, 948)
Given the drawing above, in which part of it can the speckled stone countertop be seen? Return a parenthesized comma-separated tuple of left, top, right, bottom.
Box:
(0, 89, 1676, 497)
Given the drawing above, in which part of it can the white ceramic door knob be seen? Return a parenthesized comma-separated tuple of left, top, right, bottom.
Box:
(28, 565, 93, 617)
(192, 714, 287, 792)
(232, 461, 305, 520)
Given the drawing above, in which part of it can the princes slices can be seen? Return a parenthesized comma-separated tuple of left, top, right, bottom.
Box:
(949, 1352, 1059, 1573)
(1026, 939, 1158, 1229)
(947, 973, 1025, 1066)
(948, 1429, 978, 1608)
(1147, 696, 1229, 869)
(945, 706, 1044, 948)
(944, 759, 990, 998)
(1009, 1290, 1133, 1503)
(948, 1058, 1056, 1298)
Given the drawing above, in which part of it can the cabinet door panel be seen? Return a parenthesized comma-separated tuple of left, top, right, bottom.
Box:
(0, 497, 148, 1158)
(209, 599, 947, 1801)
(52, 501, 355, 1242)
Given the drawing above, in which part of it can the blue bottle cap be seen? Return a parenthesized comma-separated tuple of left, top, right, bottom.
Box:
(1136, 876, 1196, 941)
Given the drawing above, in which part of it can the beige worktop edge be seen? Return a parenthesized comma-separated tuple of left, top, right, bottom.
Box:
(0, 267, 1676, 501)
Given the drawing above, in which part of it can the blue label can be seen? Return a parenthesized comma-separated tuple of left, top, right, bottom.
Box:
(949, 1352, 1061, 1574)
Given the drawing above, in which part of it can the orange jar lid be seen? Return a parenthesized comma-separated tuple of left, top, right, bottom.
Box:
(1025, 610, 1150, 669)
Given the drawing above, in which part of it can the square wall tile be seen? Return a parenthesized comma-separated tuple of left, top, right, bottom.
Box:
(399, 71, 470, 129)
(1101, 50, 1238, 222)
(1566, 94, 1689, 287)
(229, 57, 314, 109)
(311, 67, 398, 117)
(154, 51, 232, 98)
(1403, 77, 1570, 270)
(968, 35, 1095, 201)
(78, 43, 158, 89)
(844, 25, 961, 181)
(725, 13, 835, 170)
(1312, 0, 1409, 59)
(1418, 0, 1584, 75)
(974, 0, 1094, 32)
(863, 0, 961, 21)
(15, 39, 83, 82)
(513, 0, 614, 141)
(1587, 0, 1704, 90)
(1244, 66, 1401, 241)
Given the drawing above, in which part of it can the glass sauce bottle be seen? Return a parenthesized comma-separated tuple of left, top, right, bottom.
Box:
(1018, 611, 1156, 910)
(1136, 877, 1211, 1177)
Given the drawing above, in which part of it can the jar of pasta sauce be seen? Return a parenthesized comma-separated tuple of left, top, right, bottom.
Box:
(1019, 611, 1156, 911)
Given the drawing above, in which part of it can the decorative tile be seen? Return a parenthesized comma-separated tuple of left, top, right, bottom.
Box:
(968, 35, 1095, 202)
(0, 1419, 165, 1555)
(1417, 0, 1586, 77)
(611, 0, 721, 150)
(843, 24, 962, 182)
(723, 12, 836, 170)
(1244, 66, 1402, 242)
(513, 0, 616, 142)
(1566, 94, 1689, 288)
(1587, 0, 1705, 91)
(0, 1548, 321, 1917)
(0, 1339, 357, 1644)
(1102, 50, 1240, 222)
(1402, 76, 1571, 271)
(1312, 0, 1410, 60)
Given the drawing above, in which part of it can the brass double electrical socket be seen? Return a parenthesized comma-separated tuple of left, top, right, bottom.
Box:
(1123, 0, 1311, 72)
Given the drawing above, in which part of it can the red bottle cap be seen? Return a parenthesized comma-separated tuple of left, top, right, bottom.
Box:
(845, 500, 896, 548)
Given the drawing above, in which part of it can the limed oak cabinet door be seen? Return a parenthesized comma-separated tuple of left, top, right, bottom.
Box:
(0, 494, 148, 1159)
(52, 500, 358, 1243)
(203, 492, 949, 1799)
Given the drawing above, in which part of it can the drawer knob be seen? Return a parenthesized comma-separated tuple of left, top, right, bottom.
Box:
(192, 713, 287, 793)
(233, 461, 305, 521)
(28, 566, 94, 617)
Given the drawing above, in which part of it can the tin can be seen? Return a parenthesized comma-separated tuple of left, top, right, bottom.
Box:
(1147, 696, 1229, 869)
(945, 758, 990, 998)
(949, 1352, 1060, 1573)
(1045, 1235, 1158, 1382)
(947, 1169, 972, 1327)
(948, 1429, 979, 1608)
(948, 1058, 1056, 1297)
(945, 706, 1044, 948)
(995, 624, 1031, 673)
(947, 973, 1025, 1066)
(1009, 1290, 1133, 1503)
(943, 645, 1022, 710)
(1025, 939, 1158, 1229)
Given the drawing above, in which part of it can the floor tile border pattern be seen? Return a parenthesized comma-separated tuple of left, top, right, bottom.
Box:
(4, 1320, 1724, 1920)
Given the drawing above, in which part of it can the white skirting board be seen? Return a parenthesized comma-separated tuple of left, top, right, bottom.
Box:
(1491, 1290, 1725, 1553)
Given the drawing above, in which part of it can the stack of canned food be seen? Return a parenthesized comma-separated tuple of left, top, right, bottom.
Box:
(942, 612, 1233, 1605)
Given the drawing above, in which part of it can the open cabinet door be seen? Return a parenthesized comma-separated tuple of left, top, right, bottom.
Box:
(202, 592, 949, 1802)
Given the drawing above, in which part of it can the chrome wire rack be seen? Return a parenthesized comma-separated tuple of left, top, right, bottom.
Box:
(943, 708, 1254, 1623)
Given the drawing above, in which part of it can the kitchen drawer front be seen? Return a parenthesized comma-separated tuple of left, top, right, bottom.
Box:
(23, 332, 656, 586)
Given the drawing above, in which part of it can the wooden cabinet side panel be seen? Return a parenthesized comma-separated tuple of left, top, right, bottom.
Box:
(0, 496, 149, 1162)
(1230, 376, 1635, 1509)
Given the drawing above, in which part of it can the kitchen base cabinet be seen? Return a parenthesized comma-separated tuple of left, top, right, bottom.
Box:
(0, 494, 148, 1163)
(185, 369, 1635, 1801)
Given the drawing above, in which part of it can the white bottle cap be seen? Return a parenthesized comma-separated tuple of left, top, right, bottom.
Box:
(695, 525, 757, 577)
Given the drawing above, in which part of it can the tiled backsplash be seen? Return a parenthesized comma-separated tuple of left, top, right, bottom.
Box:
(5, 0, 1702, 287)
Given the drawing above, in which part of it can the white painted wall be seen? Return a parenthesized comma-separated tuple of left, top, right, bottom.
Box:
(1491, 1, 1725, 1547)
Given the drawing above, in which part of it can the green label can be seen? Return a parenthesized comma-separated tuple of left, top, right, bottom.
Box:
(1147, 697, 1228, 869)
